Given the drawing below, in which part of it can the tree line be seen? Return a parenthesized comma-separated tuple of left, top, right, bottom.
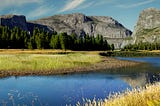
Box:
(0, 26, 114, 51)
(123, 42, 160, 51)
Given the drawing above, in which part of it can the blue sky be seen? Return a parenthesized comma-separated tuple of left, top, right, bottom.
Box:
(0, 0, 159, 31)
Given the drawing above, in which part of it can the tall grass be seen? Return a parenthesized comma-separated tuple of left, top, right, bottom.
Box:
(0, 53, 101, 72)
(77, 83, 160, 106)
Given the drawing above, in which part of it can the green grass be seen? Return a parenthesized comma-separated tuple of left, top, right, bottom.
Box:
(0, 50, 143, 77)
(0, 53, 101, 72)
(77, 83, 160, 106)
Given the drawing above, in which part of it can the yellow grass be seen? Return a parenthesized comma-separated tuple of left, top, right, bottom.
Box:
(0, 49, 142, 77)
(0, 49, 72, 54)
(0, 49, 104, 54)
(0, 53, 101, 71)
(138, 50, 160, 53)
(78, 83, 160, 106)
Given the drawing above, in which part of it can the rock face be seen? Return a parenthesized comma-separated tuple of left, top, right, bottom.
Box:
(31, 13, 132, 48)
(0, 14, 52, 33)
(132, 8, 160, 44)
(121, 8, 160, 48)
(0, 14, 28, 31)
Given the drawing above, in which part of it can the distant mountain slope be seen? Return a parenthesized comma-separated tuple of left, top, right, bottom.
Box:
(0, 13, 132, 49)
(30, 13, 132, 48)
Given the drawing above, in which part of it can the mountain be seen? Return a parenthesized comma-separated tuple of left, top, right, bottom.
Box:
(0, 13, 132, 49)
(133, 8, 160, 44)
(0, 14, 53, 33)
(122, 8, 160, 47)
(30, 13, 132, 48)
(0, 14, 28, 31)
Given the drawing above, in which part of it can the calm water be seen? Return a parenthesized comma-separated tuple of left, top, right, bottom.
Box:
(0, 57, 160, 106)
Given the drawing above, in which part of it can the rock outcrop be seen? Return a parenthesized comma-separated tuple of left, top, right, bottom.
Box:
(121, 8, 160, 48)
(0, 14, 52, 33)
(133, 8, 160, 44)
(31, 13, 132, 48)
(0, 14, 28, 31)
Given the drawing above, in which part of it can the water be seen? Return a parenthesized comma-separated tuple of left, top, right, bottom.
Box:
(0, 57, 160, 106)
(117, 57, 160, 67)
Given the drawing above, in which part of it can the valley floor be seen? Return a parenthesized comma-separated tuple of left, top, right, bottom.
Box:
(0, 49, 142, 78)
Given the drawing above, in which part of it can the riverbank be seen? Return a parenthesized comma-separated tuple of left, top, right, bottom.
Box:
(80, 83, 160, 106)
(0, 51, 142, 78)
(100, 50, 160, 57)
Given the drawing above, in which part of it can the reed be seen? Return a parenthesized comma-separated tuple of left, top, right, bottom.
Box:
(77, 83, 160, 106)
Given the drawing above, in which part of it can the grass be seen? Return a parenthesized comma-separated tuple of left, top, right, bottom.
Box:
(147, 99, 160, 106)
(0, 49, 143, 77)
(0, 53, 101, 71)
(77, 83, 160, 106)
(0, 49, 103, 54)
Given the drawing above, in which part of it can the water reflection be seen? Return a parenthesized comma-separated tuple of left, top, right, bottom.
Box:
(121, 73, 160, 87)
(0, 90, 47, 106)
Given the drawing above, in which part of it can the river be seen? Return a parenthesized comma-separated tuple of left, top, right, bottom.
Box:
(0, 57, 160, 106)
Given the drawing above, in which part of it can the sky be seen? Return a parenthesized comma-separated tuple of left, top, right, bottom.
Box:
(0, 0, 159, 31)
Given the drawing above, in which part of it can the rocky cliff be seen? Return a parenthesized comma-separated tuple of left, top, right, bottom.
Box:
(0, 14, 28, 31)
(133, 8, 160, 44)
(121, 8, 160, 48)
(0, 14, 52, 33)
(31, 13, 132, 48)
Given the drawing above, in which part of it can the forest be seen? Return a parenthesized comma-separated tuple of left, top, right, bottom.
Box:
(123, 42, 160, 51)
(0, 26, 113, 51)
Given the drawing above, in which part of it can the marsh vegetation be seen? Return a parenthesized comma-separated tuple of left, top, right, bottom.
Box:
(78, 83, 160, 106)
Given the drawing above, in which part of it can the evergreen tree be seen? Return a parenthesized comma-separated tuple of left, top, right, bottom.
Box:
(59, 32, 68, 50)
(0, 26, 114, 51)
(111, 44, 115, 51)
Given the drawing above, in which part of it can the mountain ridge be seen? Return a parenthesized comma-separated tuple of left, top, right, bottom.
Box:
(0, 13, 132, 49)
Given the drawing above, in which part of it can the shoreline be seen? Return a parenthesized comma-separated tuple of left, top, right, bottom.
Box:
(0, 56, 143, 78)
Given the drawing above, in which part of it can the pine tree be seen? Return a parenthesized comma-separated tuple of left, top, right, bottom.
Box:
(111, 44, 115, 51)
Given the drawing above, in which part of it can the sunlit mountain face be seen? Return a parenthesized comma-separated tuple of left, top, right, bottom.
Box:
(0, 0, 159, 31)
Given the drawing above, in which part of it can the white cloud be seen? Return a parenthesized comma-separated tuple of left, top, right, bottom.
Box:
(94, 0, 114, 6)
(117, 0, 155, 8)
(76, 1, 95, 10)
(59, 0, 86, 12)
(0, 0, 42, 10)
(27, 5, 54, 19)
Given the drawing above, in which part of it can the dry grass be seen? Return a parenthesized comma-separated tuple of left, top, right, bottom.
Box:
(0, 50, 142, 77)
(0, 49, 104, 54)
(0, 49, 72, 54)
(0, 53, 101, 71)
(137, 50, 160, 53)
(78, 83, 160, 106)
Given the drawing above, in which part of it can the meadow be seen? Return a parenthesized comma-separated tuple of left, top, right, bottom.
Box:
(0, 49, 141, 77)
(0, 53, 101, 77)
